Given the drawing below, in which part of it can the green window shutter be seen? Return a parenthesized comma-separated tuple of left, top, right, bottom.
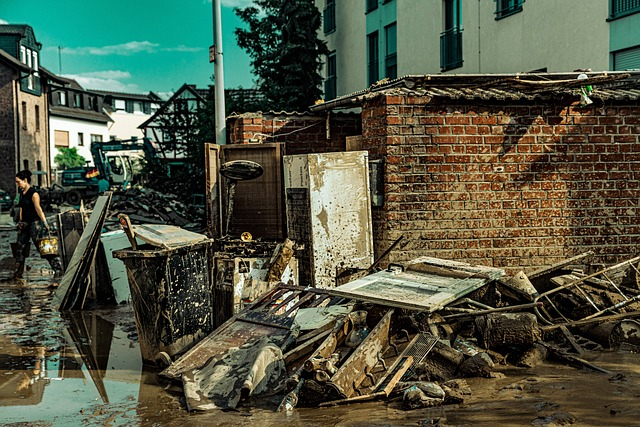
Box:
(614, 46, 640, 71)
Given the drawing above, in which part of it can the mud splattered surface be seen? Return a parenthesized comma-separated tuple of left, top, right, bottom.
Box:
(1, 215, 640, 426)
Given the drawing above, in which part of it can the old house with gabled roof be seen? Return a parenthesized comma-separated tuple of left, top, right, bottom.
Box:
(91, 89, 162, 141)
(48, 77, 112, 173)
(138, 83, 206, 176)
(0, 24, 63, 192)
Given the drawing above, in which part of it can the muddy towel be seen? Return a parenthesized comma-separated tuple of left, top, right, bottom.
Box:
(182, 336, 286, 411)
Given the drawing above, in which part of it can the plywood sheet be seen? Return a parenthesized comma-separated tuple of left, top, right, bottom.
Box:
(283, 151, 374, 288)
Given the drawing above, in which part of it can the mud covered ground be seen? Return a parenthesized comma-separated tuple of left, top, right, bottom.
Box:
(1, 214, 640, 427)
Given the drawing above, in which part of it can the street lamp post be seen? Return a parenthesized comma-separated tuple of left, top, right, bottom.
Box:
(212, 0, 227, 145)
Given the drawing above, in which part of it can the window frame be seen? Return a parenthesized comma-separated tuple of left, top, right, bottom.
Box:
(325, 51, 337, 101)
(384, 22, 397, 80)
(21, 102, 27, 130)
(441, 0, 463, 71)
(367, 31, 380, 86)
(366, 0, 378, 14)
(323, 0, 336, 34)
(495, 0, 525, 20)
(54, 130, 69, 147)
(609, 0, 640, 20)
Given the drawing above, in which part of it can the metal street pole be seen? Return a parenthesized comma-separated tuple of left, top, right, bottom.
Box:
(212, 0, 226, 145)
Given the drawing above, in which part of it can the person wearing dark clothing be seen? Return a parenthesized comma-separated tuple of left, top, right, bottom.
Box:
(14, 170, 62, 280)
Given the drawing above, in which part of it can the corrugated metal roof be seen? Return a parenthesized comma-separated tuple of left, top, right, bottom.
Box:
(311, 72, 640, 112)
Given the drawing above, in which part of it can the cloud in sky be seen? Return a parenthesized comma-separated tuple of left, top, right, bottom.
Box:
(0, 19, 9, 25)
(63, 70, 141, 93)
(164, 44, 202, 53)
(218, 0, 255, 8)
(51, 41, 203, 56)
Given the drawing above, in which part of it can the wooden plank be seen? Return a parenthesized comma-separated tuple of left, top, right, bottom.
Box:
(283, 327, 333, 365)
(56, 210, 86, 271)
(52, 193, 112, 311)
(329, 309, 394, 398)
(528, 251, 594, 279)
(205, 143, 221, 238)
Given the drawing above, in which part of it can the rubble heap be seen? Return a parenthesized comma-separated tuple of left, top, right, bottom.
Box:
(86, 188, 205, 231)
(158, 251, 640, 415)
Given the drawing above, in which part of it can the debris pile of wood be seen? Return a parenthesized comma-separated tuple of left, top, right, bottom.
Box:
(85, 188, 205, 231)
(156, 252, 640, 413)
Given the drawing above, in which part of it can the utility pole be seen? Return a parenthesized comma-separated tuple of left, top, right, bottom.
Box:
(212, 0, 226, 145)
(58, 46, 63, 74)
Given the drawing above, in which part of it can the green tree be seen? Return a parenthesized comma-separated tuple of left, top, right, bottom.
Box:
(54, 147, 86, 170)
(235, 0, 329, 111)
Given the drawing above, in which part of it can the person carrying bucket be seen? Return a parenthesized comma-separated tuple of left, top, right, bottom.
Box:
(14, 170, 62, 280)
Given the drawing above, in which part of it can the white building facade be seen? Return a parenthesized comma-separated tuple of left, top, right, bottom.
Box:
(48, 80, 111, 175)
(316, 0, 635, 99)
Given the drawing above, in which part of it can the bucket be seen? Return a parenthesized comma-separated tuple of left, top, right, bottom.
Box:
(37, 234, 59, 256)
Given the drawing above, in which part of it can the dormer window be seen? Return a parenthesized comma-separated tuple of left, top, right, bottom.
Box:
(32, 51, 39, 73)
(20, 46, 26, 64)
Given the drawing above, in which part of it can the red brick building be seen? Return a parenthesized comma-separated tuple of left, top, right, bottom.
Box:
(0, 25, 62, 194)
(228, 72, 640, 274)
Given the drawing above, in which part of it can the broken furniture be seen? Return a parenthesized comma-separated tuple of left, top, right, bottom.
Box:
(219, 159, 264, 237)
(283, 151, 374, 288)
(285, 309, 408, 407)
(532, 255, 640, 326)
(219, 143, 286, 240)
(328, 257, 505, 312)
(212, 238, 298, 328)
(161, 284, 338, 410)
(113, 226, 215, 365)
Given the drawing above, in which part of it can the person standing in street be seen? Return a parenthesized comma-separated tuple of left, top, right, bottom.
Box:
(14, 170, 62, 280)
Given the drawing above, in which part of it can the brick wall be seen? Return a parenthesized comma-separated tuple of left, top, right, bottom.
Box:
(227, 112, 361, 154)
(0, 65, 17, 194)
(363, 93, 640, 274)
(17, 87, 50, 188)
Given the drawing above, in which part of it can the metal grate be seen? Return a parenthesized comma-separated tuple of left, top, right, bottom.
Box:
(399, 333, 440, 381)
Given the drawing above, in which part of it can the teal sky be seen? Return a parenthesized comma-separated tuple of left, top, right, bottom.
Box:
(0, 0, 257, 95)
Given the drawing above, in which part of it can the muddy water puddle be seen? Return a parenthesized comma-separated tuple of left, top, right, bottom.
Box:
(2, 273, 640, 427)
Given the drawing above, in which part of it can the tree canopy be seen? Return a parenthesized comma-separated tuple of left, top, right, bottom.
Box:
(235, 0, 329, 112)
(54, 147, 87, 170)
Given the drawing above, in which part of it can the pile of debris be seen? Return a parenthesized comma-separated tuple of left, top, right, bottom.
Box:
(85, 187, 205, 231)
(157, 251, 640, 413)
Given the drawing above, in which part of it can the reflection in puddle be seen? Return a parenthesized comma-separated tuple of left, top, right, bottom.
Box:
(0, 281, 145, 426)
